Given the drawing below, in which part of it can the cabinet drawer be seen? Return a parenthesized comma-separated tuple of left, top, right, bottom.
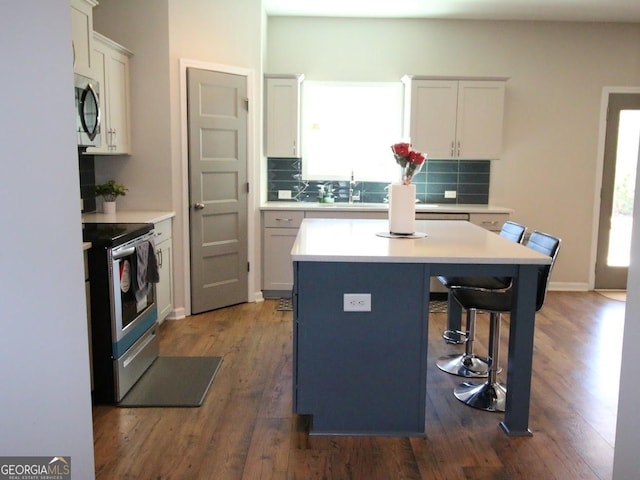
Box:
(305, 211, 387, 220)
(469, 213, 509, 232)
(154, 218, 172, 241)
(264, 211, 304, 228)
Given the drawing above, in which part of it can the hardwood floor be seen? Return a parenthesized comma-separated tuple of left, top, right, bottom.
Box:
(92, 292, 624, 479)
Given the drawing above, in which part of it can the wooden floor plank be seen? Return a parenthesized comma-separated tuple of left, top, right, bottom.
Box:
(93, 292, 620, 479)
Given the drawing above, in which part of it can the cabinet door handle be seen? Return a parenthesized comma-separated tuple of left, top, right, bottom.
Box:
(156, 248, 162, 267)
(276, 218, 293, 223)
(450, 141, 455, 157)
(457, 140, 461, 157)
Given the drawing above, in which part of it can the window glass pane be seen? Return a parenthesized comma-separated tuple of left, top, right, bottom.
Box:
(607, 109, 640, 266)
(301, 82, 404, 182)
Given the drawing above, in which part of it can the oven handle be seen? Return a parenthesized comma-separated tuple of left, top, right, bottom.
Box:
(112, 246, 136, 260)
(112, 231, 155, 260)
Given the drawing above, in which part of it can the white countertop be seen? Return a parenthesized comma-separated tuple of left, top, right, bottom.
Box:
(291, 218, 550, 264)
(82, 210, 175, 224)
(262, 201, 512, 214)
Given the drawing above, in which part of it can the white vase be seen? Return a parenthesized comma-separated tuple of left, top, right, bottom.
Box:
(388, 183, 416, 234)
(103, 200, 116, 215)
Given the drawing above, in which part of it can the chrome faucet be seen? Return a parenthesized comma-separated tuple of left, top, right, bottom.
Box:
(349, 170, 360, 203)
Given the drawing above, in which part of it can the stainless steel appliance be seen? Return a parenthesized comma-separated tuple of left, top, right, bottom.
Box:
(83, 223, 159, 403)
(74, 73, 101, 146)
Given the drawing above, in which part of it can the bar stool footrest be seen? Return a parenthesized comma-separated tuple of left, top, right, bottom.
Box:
(442, 329, 466, 345)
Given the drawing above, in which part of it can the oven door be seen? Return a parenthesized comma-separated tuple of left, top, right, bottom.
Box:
(109, 231, 157, 358)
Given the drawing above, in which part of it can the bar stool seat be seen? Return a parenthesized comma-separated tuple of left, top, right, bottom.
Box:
(451, 230, 561, 412)
(436, 221, 526, 378)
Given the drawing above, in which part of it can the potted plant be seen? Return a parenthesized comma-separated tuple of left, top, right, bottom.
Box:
(95, 180, 127, 214)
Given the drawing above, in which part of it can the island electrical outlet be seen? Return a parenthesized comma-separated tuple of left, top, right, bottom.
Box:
(343, 293, 372, 312)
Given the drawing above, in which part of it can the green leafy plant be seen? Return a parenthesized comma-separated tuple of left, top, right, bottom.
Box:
(95, 180, 127, 202)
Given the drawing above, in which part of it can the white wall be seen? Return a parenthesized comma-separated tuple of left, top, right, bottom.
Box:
(92, 0, 173, 212)
(267, 17, 640, 289)
(168, 0, 264, 310)
(0, 1, 95, 477)
(94, 0, 264, 315)
(613, 147, 640, 478)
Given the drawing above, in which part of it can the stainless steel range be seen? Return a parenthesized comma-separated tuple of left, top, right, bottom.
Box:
(83, 223, 159, 403)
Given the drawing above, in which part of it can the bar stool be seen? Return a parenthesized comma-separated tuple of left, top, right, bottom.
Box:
(435, 221, 526, 378)
(451, 230, 561, 412)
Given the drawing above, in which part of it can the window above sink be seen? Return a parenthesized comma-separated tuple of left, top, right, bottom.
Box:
(301, 81, 404, 182)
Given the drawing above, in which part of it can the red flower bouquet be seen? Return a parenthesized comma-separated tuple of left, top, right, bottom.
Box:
(391, 142, 426, 185)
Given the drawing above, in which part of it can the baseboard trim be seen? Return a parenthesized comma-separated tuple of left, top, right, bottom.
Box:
(549, 282, 589, 291)
(166, 307, 186, 320)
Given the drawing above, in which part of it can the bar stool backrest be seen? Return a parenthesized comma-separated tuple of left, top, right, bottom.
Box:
(526, 231, 561, 310)
(499, 221, 527, 244)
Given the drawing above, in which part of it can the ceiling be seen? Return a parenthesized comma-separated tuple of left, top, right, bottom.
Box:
(263, 0, 640, 23)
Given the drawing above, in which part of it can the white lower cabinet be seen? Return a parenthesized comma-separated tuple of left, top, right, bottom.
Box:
(469, 213, 510, 233)
(262, 211, 304, 296)
(155, 219, 173, 323)
(262, 209, 511, 298)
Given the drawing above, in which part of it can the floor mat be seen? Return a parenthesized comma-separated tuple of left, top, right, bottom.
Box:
(596, 291, 626, 302)
(429, 300, 448, 313)
(277, 298, 293, 311)
(118, 356, 222, 408)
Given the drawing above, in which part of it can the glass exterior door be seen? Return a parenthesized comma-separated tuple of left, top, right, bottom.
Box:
(595, 94, 640, 289)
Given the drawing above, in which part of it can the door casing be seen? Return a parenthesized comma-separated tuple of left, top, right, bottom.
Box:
(590, 87, 640, 290)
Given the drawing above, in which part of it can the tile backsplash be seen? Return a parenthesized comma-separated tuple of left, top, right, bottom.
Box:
(267, 158, 490, 204)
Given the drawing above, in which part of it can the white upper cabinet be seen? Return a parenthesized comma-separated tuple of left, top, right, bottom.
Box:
(404, 77, 506, 160)
(70, 0, 98, 77)
(89, 33, 132, 155)
(265, 75, 304, 158)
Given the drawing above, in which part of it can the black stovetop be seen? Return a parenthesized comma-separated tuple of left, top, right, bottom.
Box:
(82, 223, 153, 247)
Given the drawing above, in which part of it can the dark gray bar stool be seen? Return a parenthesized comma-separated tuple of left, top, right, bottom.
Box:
(436, 221, 526, 378)
(451, 230, 561, 412)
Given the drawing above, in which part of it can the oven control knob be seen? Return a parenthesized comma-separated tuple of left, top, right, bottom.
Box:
(194, 202, 205, 210)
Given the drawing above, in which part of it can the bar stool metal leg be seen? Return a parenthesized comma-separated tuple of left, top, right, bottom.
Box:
(453, 312, 507, 412)
(436, 308, 490, 378)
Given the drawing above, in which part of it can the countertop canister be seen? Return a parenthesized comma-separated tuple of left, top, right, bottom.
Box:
(388, 183, 416, 234)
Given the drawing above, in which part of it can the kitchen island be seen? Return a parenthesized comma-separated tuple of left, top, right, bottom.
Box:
(291, 218, 550, 437)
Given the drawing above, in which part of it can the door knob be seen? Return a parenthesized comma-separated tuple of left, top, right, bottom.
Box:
(194, 202, 205, 210)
